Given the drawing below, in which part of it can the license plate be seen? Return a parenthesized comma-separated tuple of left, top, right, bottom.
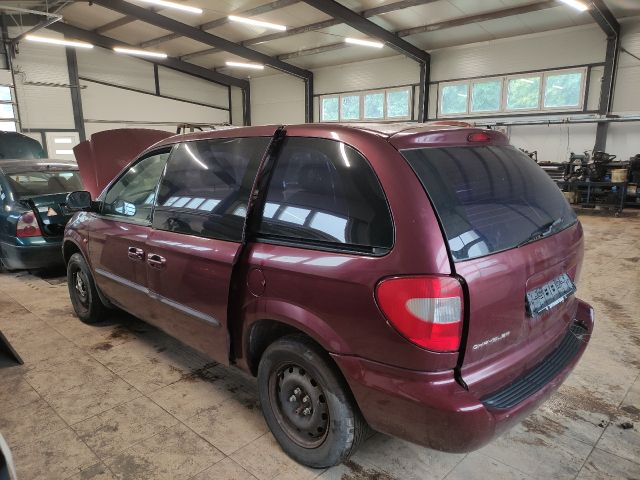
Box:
(526, 273, 576, 317)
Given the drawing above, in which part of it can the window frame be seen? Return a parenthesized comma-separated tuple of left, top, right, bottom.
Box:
(318, 86, 413, 123)
(98, 146, 174, 226)
(255, 136, 395, 256)
(339, 93, 361, 122)
(503, 73, 543, 113)
(362, 89, 387, 121)
(437, 67, 588, 118)
(541, 67, 588, 111)
(320, 95, 340, 122)
(0, 84, 18, 132)
(469, 76, 503, 114)
(152, 136, 270, 242)
(438, 81, 470, 117)
(385, 87, 412, 120)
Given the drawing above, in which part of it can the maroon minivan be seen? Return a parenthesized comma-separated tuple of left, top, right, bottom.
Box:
(63, 123, 594, 467)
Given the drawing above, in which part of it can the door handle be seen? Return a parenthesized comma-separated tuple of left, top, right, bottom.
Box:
(127, 247, 145, 261)
(147, 253, 166, 269)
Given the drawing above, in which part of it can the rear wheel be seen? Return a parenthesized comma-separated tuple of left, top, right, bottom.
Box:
(67, 253, 106, 324)
(257, 334, 368, 468)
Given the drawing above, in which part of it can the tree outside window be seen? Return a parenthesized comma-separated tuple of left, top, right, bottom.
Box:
(471, 80, 501, 112)
(506, 76, 541, 110)
(322, 97, 339, 121)
(441, 84, 468, 115)
(544, 72, 582, 108)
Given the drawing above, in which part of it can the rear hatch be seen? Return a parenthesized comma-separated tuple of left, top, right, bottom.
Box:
(398, 134, 582, 396)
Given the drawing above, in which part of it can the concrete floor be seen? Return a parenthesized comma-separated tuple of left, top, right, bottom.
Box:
(0, 213, 638, 480)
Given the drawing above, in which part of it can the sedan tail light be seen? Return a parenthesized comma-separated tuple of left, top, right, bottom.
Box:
(376, 276, 464, 352)
(16, 212, 43, 238)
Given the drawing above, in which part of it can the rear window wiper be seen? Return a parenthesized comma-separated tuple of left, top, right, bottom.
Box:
(518, 216, 563, 247)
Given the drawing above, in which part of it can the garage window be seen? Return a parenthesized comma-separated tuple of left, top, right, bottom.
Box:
(471, 79, 501, 113)
(438, 67, 586, 117)
(543, 71, 584, 108)
(319, 87, 412, 122)
(506, 76, 541, 110)
(364, 92, 385, 119)
(341, 95, 360, 121)
(153, 137, 270, 242)
(440, 83, 468, 115)
(257, 137, 393, 253)
(321, 96, 339, 122)
(0, 85, 17, 132)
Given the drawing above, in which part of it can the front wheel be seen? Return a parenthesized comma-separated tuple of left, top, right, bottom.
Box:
(67, 253, 106, 324)
(257, 334, 368, 468)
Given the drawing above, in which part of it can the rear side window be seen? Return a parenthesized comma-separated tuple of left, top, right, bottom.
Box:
(153, 137, 269, 242)
(401, 145, 576, 261)
(258, 137, 393, 253)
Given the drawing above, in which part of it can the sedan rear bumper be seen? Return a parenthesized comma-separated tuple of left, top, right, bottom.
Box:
(332, 298, 594, 453)
(1, 240, 64, 270)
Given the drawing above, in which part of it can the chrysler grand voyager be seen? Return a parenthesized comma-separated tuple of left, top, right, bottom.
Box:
(63, 123, 594, 467)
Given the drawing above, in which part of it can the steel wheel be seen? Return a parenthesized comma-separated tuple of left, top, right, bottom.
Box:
(269, 363, 330, 449)
(72, 267, 90, 308)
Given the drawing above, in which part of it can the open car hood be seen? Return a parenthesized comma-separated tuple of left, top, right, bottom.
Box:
(73, 129, 173, 198)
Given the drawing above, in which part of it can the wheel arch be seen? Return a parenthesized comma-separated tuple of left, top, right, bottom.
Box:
(62, 238, 83, 265)
(240, 300, 351, 377)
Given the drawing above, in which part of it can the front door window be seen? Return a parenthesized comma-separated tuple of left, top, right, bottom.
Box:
(103, 151, 170, 223)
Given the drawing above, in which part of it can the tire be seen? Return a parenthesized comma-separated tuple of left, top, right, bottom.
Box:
(257, 334, 368, 468)
(67, 253, 106, 324)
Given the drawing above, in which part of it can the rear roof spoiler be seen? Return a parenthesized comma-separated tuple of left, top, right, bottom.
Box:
(73, 129, 172, 198)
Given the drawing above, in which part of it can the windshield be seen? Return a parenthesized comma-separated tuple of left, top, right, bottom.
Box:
(401, 145, 576, 261)
(8, 170, 83, 198)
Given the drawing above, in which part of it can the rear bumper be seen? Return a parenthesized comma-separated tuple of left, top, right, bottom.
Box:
(333, 298, 594, 453)
(1, 240, 64, 270)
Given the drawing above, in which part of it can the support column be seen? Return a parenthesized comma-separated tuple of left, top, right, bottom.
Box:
(65, 47, 86, 142)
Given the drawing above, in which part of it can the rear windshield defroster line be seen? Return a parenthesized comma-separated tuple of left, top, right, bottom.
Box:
(401, 145, 576, 262)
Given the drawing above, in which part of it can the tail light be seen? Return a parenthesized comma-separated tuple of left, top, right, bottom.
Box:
(16, 212, 42, 238)
(376, 276, 464, 352)
(467, 132, 492, 142)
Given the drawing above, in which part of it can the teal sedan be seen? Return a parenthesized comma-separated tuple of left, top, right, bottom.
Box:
(0, 158, 82, 270)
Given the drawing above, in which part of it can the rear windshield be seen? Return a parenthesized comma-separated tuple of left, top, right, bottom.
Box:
(0, 135, 45, 159)
(8, 171, 82, 198)
(401, 145, 576, 261)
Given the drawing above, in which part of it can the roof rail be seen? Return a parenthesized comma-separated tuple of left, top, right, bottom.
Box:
(428, 120, 474, 128)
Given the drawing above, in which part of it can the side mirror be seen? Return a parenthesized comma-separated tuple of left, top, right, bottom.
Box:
(66, 191, 92, 212)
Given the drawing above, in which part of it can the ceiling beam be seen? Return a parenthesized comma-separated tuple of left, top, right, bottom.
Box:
(90, 0, 311, 79)
(180, 0, 439, 61)
(302, 0, 429, 63)
(95, 15, 141, 34)
(588, 0, 620, 37)
(46, 21, 249, 89)
(139, 0, 298, 48)
(277, 0, 561, 60)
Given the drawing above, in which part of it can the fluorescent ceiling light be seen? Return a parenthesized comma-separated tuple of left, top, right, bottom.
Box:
(226, 61, 264, 70)
(345, 37, 384, 48)
(228, 15, 286, 31)
(55, 149, 74, 155)
(25, 35, 93, 49)
(520, 78, 535, 84)
(54, 138, 73, 144)
(557, 0, 589, 12)
(457, 93, 467, 97)
(137, 0, 203, 14)
(114, 47, 168, 58)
